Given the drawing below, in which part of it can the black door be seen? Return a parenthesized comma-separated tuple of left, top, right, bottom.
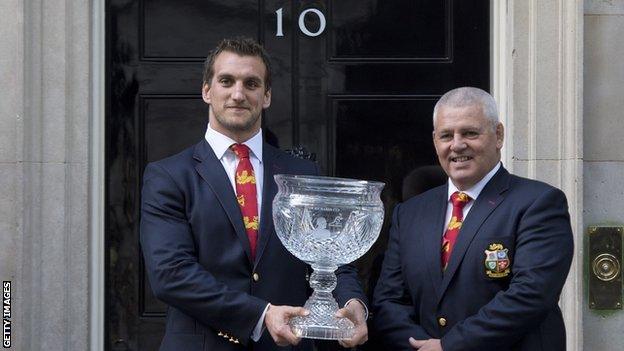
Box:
(106, 0, 489, 349)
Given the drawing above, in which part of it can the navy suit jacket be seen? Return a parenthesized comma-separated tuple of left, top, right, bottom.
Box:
(372, 166, 573, 351)
(140, 140, 365, 351)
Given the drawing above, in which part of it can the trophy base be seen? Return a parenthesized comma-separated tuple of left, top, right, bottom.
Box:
(289, 289, 355, 341)
(290, 314, 354, 340)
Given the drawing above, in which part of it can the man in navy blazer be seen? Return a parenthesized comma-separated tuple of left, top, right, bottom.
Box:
(372, 87, 573, 351)
(140, 38, 368, 351)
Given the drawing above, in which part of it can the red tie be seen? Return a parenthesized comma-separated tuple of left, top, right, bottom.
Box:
(231, 144, 259, 261)
(441, 191, 471, 270)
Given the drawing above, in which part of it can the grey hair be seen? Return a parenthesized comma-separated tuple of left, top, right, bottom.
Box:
(432, 87, 499, 129)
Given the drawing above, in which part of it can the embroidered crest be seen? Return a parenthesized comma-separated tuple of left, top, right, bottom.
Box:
(484, 243, 511, 278)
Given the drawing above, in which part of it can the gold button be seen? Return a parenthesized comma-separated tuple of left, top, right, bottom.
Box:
(253, 272, 260, 282)
(438, 317, 447, 327)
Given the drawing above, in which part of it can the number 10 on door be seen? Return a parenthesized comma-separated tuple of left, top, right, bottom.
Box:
(275, 7, 327, 37)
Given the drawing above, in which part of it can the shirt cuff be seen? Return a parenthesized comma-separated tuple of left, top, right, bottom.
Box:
(345, 298, 369, 320)
(251, 303, 270, 341)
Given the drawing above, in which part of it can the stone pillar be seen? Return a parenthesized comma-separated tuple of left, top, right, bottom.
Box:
(494, 0, 584, 349)
(0, 0, 91, 349)
(583, 1, 624, 349)
(0, 0, 25, 347)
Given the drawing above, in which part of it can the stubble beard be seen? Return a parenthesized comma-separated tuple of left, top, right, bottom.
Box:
(213, 110, 261, 134)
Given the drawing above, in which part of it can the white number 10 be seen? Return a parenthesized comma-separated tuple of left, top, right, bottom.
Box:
(275, 7, 327, 37)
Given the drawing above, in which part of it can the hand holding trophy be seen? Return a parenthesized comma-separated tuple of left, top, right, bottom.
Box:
(272, 174, 384, 340)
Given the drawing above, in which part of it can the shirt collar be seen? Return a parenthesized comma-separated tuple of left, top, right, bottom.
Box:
(447, 162, 501, 201)
(205, 123, 263, 162)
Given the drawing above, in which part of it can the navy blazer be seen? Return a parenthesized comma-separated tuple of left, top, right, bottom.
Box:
(140, 140, 365, 351)
(372, 167, 573, 351)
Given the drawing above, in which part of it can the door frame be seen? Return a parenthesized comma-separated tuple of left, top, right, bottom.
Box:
(90, 1, 583, 350)
(90, 0, 106, 350)
(490, 2, 583, 350)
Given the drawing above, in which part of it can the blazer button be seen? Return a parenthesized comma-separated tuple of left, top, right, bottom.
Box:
(253, 272, 260, 282)
(438, 317, 447, 327)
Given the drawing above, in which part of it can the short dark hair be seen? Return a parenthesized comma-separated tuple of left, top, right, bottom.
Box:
(202, 37, 272, 91)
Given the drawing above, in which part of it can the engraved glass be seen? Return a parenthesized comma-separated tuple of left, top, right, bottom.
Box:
(273, 174, 385, 340)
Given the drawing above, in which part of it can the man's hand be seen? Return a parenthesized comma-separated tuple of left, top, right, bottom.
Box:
(335, 301, 368, 348)
(264, 304, 308, 346)
(409, 337, 442, 351)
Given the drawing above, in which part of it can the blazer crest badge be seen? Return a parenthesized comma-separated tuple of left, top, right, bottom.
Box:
(484, 243, 511, 278)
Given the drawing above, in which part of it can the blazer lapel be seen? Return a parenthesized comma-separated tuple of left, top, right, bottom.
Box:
(437, 167, 511, 305)
(422, 185, 448, 295)
(193, 140, 253, 264)
(254, 144, 282, 268)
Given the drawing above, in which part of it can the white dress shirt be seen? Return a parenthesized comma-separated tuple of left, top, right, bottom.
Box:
(442, 162, 501, 236)
(204, 124, 264, 220)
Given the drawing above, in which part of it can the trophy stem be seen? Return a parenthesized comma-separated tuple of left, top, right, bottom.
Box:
(290, 263, 355, 340)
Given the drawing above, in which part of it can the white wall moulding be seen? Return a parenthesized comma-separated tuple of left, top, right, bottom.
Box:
(90, 0, 106, 349)
(17, 0, 92, 349)
(494, 0, 584, 349)
(0, 1, 24, 350)
(491, 0, 512, 170)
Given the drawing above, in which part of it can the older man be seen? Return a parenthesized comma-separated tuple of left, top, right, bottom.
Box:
(372, 87, 573, 351)
(140, 37, 367, 351)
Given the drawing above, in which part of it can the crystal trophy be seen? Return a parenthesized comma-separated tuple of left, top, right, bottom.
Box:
(272, 174, 385, 340)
